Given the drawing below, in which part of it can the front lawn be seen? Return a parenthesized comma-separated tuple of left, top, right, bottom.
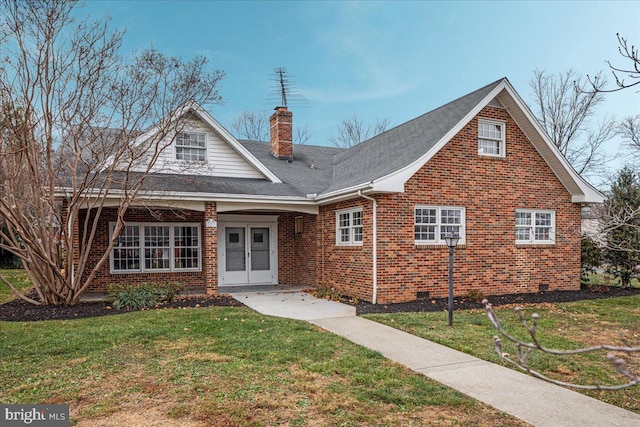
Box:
(0, 269, 32, 303)
(0, 307, 526, 426)
(366, 295, 640, 413)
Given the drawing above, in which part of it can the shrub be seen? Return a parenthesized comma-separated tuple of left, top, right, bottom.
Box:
(465, 289, 485, 303)
(581, 234, 602, 280)
(315, 285, 343, 302)
(107, 282, 183, 310)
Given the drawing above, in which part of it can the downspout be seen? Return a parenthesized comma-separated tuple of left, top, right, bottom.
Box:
(358, 190, 377, 304)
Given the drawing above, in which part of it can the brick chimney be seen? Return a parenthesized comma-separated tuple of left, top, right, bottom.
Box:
(270, 106, 293, 160)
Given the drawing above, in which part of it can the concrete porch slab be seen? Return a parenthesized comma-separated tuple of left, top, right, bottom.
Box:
(228, 289, 355, 320)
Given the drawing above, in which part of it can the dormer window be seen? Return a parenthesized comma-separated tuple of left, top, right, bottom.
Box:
(176, 132, 207, 161)
(478, 119, 505, 157)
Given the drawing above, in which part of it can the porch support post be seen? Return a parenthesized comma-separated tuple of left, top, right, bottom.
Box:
(62, 198, 79, 285)
(204, 201, 218, 295)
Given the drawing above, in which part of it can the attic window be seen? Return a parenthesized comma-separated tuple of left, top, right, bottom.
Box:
(176, 132, 207, 162)
(478, 119, 505, 158)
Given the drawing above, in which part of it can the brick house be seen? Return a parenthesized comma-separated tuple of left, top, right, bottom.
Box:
(66, 78, 603, 303)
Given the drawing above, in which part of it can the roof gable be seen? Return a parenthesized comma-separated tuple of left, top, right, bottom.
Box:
(113, 101, 282, 183)
(320, 79, 504, 197)
(318, 78, 603, 204)
(184, 103, 281, 182)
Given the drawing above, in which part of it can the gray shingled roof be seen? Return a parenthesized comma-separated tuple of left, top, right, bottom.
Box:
(136, 173, 300, 197)
(74, 141, 344, 198)
(321, 78, 504, 194)
(232, 78, 504, 198)
(238, 141, 343, 196)
(60, 79, 505, 199)
(141, 142, 344, 198)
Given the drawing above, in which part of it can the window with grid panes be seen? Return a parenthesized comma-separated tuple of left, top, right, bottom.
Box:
(336, 208, 363, 245)
(176, 132, 206, 161)
(515, 210, 555, 244)
(478, 119, 505, 157)
(174, 225, 200, 269)
(112, 225, 140, 271)
(110, 223, 201, 272)
(414, 206, 465, 244)
(144, 225, 170, 270)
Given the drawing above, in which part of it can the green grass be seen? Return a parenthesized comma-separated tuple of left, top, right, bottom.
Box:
(0, 307, 526, 426)
(366, 295, 640, 413)
(0, 269, 32, 303)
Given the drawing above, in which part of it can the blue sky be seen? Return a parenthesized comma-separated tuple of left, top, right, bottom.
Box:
(82, 0, 639, 179)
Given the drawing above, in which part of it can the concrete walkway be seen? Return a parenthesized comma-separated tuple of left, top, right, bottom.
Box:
(228, 287, 640, 427)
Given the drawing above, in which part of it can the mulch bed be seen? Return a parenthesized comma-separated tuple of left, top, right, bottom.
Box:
(2, 286, 640, 322)
(0, 294, 244, 322)
(345, 286, 640, 315)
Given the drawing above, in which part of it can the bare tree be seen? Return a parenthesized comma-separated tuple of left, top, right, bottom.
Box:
(231, 110, 270, 141)
(620, 115, 640, 155)
(0, 0, 224, 305)
(231, 109, 313, 144)
(588, 34, 639, 93)
(294, 122, 313, 145)
(529, 70, 616, 178)
(483, 300, 640, 390)
(328, 113, 391, 149)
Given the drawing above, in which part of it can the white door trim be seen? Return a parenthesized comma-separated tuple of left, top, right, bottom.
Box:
(218, 215, 279, 286)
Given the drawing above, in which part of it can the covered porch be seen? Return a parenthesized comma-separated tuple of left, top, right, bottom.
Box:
(214, 201, 319, 293)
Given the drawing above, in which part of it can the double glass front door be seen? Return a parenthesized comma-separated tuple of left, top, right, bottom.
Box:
(223, 226, 273, 284)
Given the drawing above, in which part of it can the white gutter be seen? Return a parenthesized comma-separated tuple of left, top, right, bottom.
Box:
(53, 187, 317, 205)
(316, 182, 376, 204)
(358, 190, 377, 304)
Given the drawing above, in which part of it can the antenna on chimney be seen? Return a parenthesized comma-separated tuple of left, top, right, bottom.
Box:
(268, 68, 309, 108)
(276, 68, 288, 107)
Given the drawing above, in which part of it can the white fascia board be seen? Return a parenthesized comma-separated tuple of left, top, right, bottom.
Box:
(499, 81, 605, 204)
(79, 198, 206, 211)
(315, 182, 374, 205)
(190, 104, 282, 183)
(56, 185, 314, 204)
(217, 201, 318, 214)
(86, 189, 313, 205)
(76, 197, 319, 214)
(572, 192, 605, 204)
(371, 80, 510, 192)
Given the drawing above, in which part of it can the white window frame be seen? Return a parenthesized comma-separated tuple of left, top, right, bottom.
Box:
(175, 131, 207, 162)
(335, 208, 363, 246)
(110, 222, 202, 273)
(515, 209, 556, 244)
(478, 119, 505, 158)
(414, 206, 466, 245)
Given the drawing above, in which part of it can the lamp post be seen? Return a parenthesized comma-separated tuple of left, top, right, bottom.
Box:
(444, 233, 460, 327)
